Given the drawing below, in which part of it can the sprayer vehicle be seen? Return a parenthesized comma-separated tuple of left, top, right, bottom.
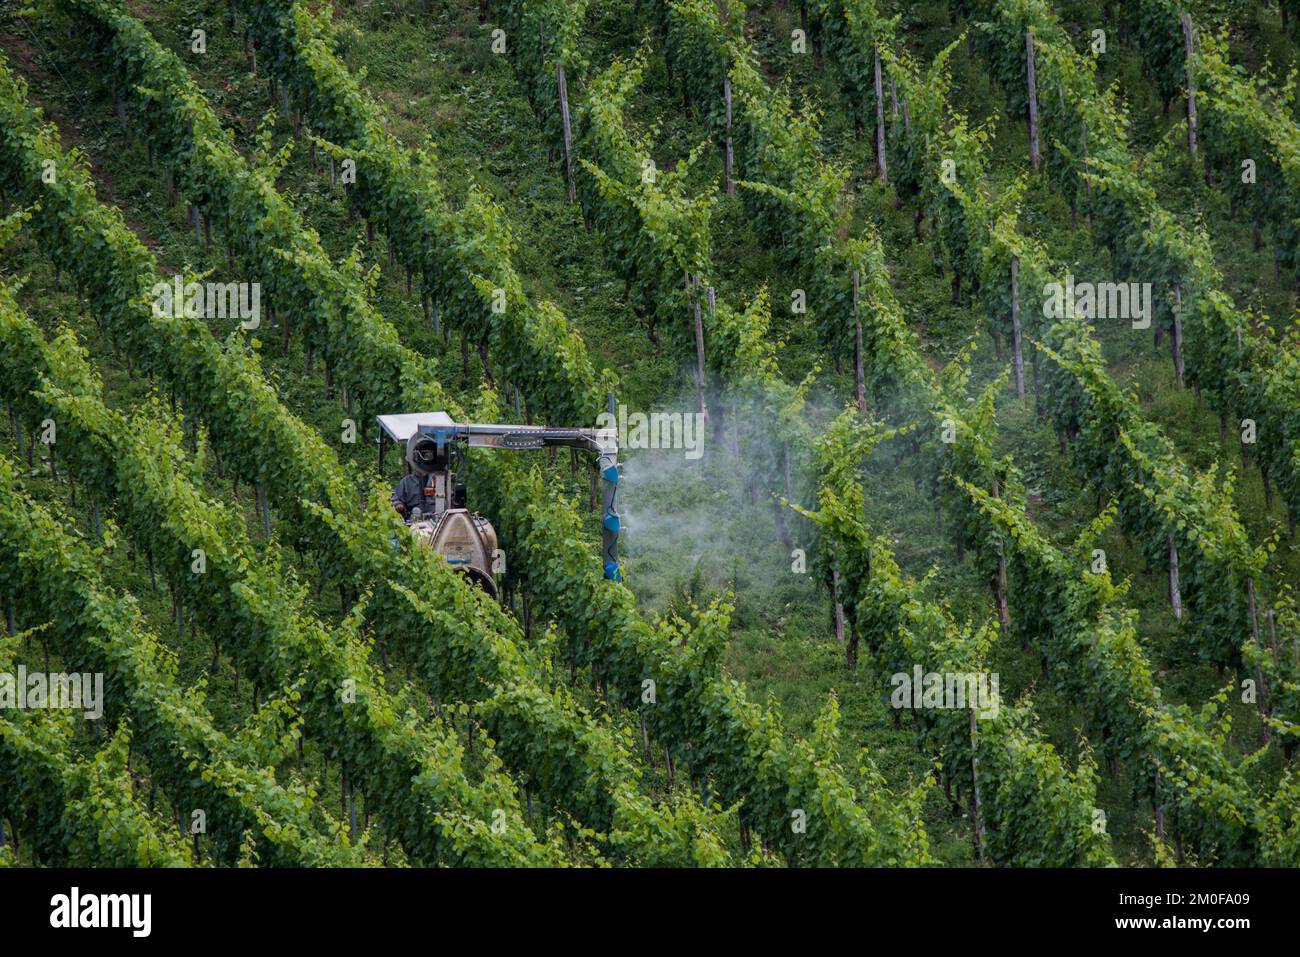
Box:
(375, 413, 621, 599)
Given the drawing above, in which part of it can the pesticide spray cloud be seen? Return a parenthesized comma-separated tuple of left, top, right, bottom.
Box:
(616, 384, 828, 615)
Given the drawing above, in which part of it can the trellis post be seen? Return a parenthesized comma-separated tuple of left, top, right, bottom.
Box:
(1026, 32, 1041, 170)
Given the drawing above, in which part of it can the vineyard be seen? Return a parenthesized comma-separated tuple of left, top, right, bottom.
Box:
(0, 0, 1298, 871)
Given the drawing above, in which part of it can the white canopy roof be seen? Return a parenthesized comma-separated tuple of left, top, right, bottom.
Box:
(375, 412, 455, 443)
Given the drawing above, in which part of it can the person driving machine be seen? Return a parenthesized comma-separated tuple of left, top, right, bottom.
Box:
(391, 433, 443, 519)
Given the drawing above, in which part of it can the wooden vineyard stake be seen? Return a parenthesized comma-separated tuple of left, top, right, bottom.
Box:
(831, 568, 846, 644)
(992, 478, 1011, 633)
(1026, 31, 1041, 170)
(1181, 13, 1198, 158)
(691, 276, 709, 421)
(723, 75, 735, 195)
(1011, 255, 1025, 399)
(558, 64, 575, 202)
(874, 48, 887, 182)
(1172, 283, 1185, 386)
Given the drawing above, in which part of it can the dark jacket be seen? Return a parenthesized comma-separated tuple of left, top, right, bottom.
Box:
(392, 473, 432, 514)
